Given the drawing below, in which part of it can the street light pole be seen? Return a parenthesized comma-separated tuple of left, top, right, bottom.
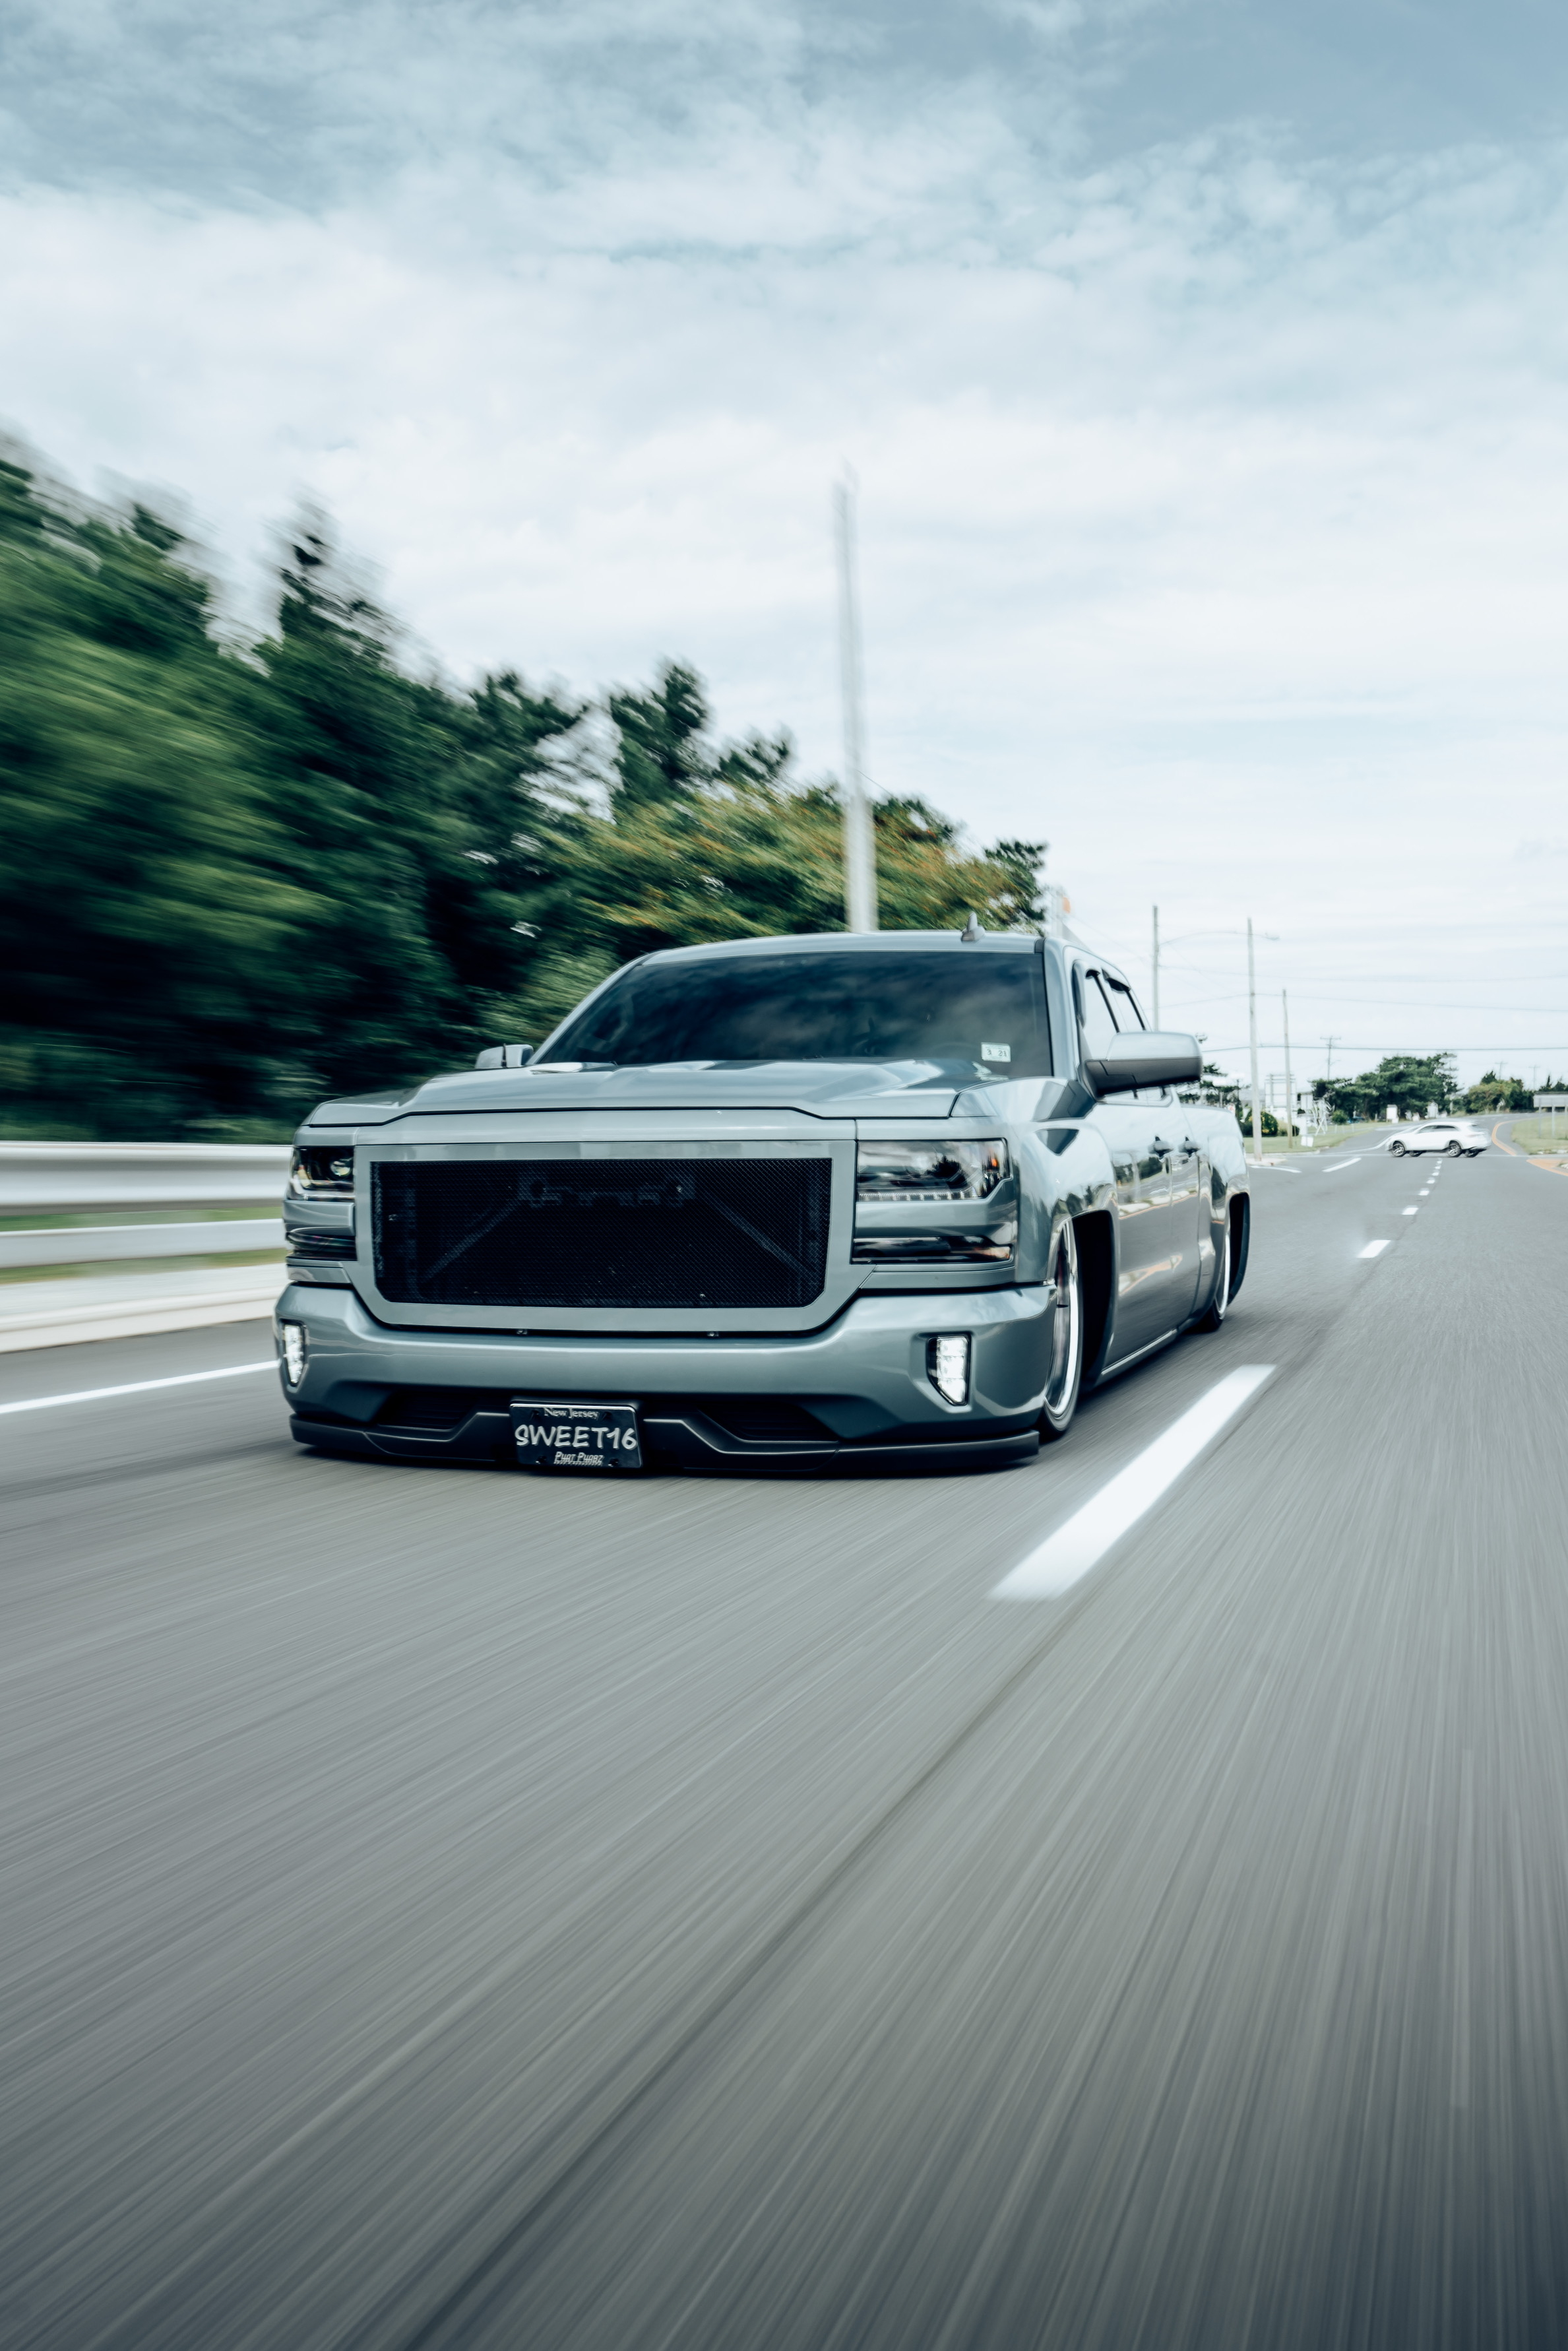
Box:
(1151, 905, 1160, 1028)
(1247, 918, 1264, 1163)
(833, 474, 877, 933)
(1282, 987, 1294, 1148)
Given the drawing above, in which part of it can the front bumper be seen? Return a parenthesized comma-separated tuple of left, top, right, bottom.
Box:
(273, 1281, 1053, 1472)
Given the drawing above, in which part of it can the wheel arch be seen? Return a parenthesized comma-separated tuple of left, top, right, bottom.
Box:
(1072, 1208, 1115, 1386)
(1226, 1190, 1251, 1304)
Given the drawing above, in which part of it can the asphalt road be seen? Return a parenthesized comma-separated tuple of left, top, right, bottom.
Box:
(3, 1134, 1567, 2350)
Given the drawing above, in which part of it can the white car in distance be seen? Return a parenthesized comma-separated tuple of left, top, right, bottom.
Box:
(1389, 1118, 1487, 1157)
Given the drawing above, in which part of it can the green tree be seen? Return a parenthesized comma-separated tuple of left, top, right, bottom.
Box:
(250, 526, 590, 1099)
(1315, 1052, 1458, 1124)
(502, 664, 1045, 1044)
(1462, 1069, 1534, 1114)
(0, 459, 314, 1133)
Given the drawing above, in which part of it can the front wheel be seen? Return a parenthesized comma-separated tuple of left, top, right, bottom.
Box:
(1195, 1217, 1231, 1332)
(1038, 1221, 1084, 1444)
(1391, 1140, 1406, 1156)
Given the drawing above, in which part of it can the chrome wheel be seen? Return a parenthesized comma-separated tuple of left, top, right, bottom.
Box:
(1391, 1140, 1406, 1156)
(1446, 1140, 1462, 1157)
(1040, 1221, 1084, 1443)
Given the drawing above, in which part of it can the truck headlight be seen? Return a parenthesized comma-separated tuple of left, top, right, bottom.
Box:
(278, 1322, 308, 1386)
(288, 1147, 354, 1199)
(854, 1139, 1015, 1264)
(856, 1140, 1007, 1201)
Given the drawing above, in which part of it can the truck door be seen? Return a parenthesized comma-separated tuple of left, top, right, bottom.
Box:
(1075, 965, 1200, 1360)
(1100, 969, 1204, 1328)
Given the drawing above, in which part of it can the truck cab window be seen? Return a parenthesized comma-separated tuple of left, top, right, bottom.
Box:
(1104, 977, 1145, 1031)
(1076, 969, 1121, 1058)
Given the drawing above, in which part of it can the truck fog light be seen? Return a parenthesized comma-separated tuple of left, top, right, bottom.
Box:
(927, 1333, 972, 1407)
(279, 1322, 308, 1387)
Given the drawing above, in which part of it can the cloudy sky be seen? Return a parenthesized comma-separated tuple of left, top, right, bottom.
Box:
(5, 0, 1568, 1093)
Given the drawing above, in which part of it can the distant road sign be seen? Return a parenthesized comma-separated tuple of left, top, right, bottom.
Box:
(1535, 1094, 1568, 1111)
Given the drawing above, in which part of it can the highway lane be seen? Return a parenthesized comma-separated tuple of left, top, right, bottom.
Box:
(1, 1142, 1565, 2348)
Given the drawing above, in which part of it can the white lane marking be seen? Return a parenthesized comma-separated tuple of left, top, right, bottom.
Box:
(992, 1365, 1275, 1601)
(1360, 1239, 1392, 1258)
(1322, 1158, 1360, 1173)
(1402, 1206, 1420, 1216)
(0, 1363, 274, 1417)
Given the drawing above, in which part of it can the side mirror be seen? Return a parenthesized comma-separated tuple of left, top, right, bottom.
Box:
(474, 1041, 534, 1070)
(1082, 1031, 1201, 1097)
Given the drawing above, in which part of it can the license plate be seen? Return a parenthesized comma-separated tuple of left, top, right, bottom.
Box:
(511, 1398, 643, 1471)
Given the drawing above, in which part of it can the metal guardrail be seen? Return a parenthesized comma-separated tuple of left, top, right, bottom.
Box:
(0, 1142, 289, 1211)
(0, 1143, 289, 1274)
(0, 1219, 285, 1271)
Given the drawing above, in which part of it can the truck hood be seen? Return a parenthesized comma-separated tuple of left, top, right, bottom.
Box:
(304, 1059, 984, 1130)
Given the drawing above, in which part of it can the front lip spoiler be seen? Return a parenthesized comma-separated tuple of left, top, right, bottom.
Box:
(289, 1406, 1037, 1475)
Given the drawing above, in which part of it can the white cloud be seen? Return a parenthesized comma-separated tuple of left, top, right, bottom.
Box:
(4, 7, 1568, 1081)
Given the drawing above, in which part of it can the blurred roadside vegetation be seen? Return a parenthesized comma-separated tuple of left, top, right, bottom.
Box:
(0, 453, 1044, 1140)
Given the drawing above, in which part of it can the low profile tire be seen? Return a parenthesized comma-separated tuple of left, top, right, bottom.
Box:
(1038, 1220, 1084, 1444)
(1391, 1140, 1406, 1156)
(1196, 1217, 1231, 1332)
(1446, 1140, 1462, 1157)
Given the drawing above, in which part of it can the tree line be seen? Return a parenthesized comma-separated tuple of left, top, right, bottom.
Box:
(0, 453, 1043, 1139)
(1313, 1054, 1555, 1122)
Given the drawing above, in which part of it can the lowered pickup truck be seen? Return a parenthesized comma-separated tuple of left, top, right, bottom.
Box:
(276, 928, 1249, 1473)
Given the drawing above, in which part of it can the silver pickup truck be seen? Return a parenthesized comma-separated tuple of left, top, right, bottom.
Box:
(276, 928, 1249, 1473)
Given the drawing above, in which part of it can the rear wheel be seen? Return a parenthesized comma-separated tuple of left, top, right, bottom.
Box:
(1446, 1140, 1462, 1157)
(1038, 1221, 1084, 1444)
(1196, 1217, 1231, 1332)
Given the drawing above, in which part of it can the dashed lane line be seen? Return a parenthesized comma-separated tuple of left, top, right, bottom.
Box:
(992, 1365, 1276, 1601)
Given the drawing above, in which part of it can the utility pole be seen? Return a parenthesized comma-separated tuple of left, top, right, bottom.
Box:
(1282, 988, 1294, 1148)
(833, 474, 877, 932)
(1322, 1032, 1340, 1129)
(1151, 905, 1160, 1028)
(1247, 918, 1264, 1162)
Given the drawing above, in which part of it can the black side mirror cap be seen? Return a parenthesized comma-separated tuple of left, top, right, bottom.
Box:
(1082, 1031, 1202, 1096)
(474, 1041, 534, 1070)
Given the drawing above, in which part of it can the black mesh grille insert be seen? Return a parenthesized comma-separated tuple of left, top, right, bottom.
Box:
(373, 1158, 833, 1310)
(699, 1398, 834, 1444)
(375, 1388, 501, 1433)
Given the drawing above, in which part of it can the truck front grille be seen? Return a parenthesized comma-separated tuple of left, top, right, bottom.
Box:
(372, 1157, 833, 1312)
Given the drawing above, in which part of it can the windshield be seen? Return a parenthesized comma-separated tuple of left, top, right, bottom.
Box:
(541, 950, 1053, 1075)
